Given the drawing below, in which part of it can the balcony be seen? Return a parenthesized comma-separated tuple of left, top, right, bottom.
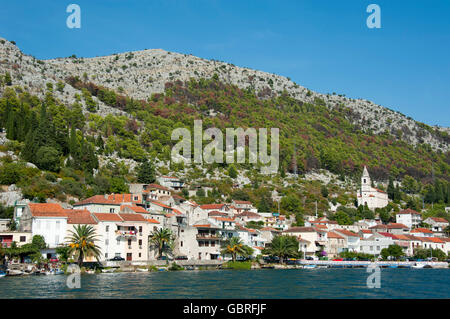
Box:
(196, 234, 220, 240)
(116, 230, 137, 238)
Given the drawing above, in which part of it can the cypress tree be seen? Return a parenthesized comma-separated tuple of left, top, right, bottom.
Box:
(387, 177, 395, 200)
(137, 159, 156, 183)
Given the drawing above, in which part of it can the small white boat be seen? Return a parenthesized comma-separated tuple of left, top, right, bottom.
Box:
(303, 264, 317, 269)
(86, 269, 95, 274)
(136, 268, 149, 272)
(8, 269, 24, 276)
(102, 268, 115, 273)
(412, 263, 425, 269)
(0, 271, 6, 278)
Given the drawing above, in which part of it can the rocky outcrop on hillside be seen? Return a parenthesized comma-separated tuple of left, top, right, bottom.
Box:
(0, 37, 448, 152)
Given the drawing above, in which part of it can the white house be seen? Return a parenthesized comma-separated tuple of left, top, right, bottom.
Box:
(424, 217, 449, 233)
(73, 195, 122, 214)
(359, 233, 394, 255)
(157, 176, 184, 191)
(334, 229, 361, 252)
(395, 209, 422, 229)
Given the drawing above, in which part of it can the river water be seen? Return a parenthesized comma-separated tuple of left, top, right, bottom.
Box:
(0, 268, 448, 298)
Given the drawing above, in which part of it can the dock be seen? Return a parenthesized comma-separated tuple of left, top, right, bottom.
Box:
(298, 260, 449, 269)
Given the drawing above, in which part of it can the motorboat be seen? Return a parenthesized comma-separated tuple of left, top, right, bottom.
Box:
(0, 271, 6, 278)
(412, 263, 425, 269)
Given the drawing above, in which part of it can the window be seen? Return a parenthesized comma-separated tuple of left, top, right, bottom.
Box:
(139, 226, 142, 233)
(139, 239, 142, 246)
(20, 236, 26, 242)
(376, 246, 380, 251)
(106, 225, 109, 232)
(139, 253, 141, 257)
(128, 239, 132, 246)
(134, 196, 138, 201)
(105, 239, 109, 246)
(115, 253, 121, 257)
(105, 253, 108, 258)
(180, 241, 183, 247)
(117, 239, 120, 245)
(55, 221, 60, 230)
(110, 208, 115, 213)
(370, 246, 373, 251)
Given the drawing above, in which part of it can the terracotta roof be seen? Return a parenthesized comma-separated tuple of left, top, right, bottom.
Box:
(119, 213, 147, 222)
(421, 237, 445, 243)
(439, 237, 450, 242)
(150, 200, 172, 210)
(361, 229, 373, 234)
(120, 205, 148, 214)
(146, 218, 160, 224)
(369, 224, 388, 229)
(235, 211, 262, 218)
(172, 209, 183, 215)
(334, 229, 359, 237)
(393, 234, 410, 240)
(74, 195, 120, 206)
(29, 203, 66, 217)
(200, 204, 226, 210)
(65, 209, 97, 224)
(410, 228, 433, 234)
(427, 217, 448, 223)
(386, 223, 408, 229)
(212, 217, 235, 222)
(396, 208, 421, 215)
(283, 227, 316, 233)
(107, 193, 141, 204)
(93, 213, 123, 222)
(165, 213, 175, 218)
(193, 224, 211, 228)
(327, 231, 344, 239)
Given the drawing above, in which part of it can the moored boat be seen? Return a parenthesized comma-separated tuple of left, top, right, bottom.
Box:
(303, 264, 317, 269)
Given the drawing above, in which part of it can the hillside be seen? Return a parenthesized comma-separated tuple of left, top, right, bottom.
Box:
(0, 36, 449, 213)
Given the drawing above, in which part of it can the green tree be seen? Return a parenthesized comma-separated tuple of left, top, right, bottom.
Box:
(263, 235, 299, 264)
(31, 235, 47, 250)
(380, 244, 404, 260)
(4, 72, 12, 86)
(149, 228, 175, 259)
(35, 146, 60, 172)
(221, 236, 250, 262)
(67, 225, 101, 266)
(137, 159, 156, 183)
(228, 164, 238, 179)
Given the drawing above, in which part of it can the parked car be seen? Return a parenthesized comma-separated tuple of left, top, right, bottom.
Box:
(332, 258, 343, 261)
(157, 256, 171, 260)
(49, 258, 59, 262)
(175, 256, 188, 260)
(108, 256, 125, 261)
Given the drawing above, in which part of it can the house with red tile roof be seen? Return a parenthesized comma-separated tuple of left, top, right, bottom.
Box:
(325, 231, 346, 258)
(73, 195, 122, 214)
(423, 217, 449, 233)
(395, 209, 422, 229)
(359, 232, 394, 256)
(409, 227, 434, 237)
(357, 166, 388, 209)
(17, 203, 68, 258)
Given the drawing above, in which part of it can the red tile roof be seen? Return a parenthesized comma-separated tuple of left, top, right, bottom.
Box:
(74, 195, 120, 206)
(361, 229, 373, 234)
(64, 209, 97, 224)
(421, 237, 445, 243)
(145, 184, 171, 192)
(212, 217, 235, 222)
(378, 232, 397, 239)
(146, 218, 160, 224)
(386, 223, 408, 229)
(283, 227, 316, 233)
(120, 204, 148, 214)
(118, 213, 147, 222)
(233, 200, 252, 205)
(334, 229, 359, 237)
(428, 217, 448, 223)
(200, 204, 226, 210)
(327, 231, 344, 239)
(396, 208, 421, 215)
(410, 228, 433, 234)
(235, 211, 261, 218)
(107, 193, 141, 204)
(93, 213, 123, 222)
(29, 203, 66, 217)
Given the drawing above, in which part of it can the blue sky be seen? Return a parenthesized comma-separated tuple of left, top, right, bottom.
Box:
(1, 0, 449, 126)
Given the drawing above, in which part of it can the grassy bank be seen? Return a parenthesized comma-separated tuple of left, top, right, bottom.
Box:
(223, 261, 252, 270)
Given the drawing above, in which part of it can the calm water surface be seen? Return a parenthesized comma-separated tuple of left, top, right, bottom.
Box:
(0, 269, 449, 298)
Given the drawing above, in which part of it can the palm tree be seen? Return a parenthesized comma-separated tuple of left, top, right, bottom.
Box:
(221, 237, 250, 262)
(149, 228, 175, 259)
(265, 235, 299, 264)
(66, 225, 101, 266)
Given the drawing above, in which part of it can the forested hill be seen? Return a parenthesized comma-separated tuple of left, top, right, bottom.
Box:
(0, 36, 449, 206)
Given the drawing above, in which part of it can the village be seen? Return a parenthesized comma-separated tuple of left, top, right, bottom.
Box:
(1, 168, 449, 275)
